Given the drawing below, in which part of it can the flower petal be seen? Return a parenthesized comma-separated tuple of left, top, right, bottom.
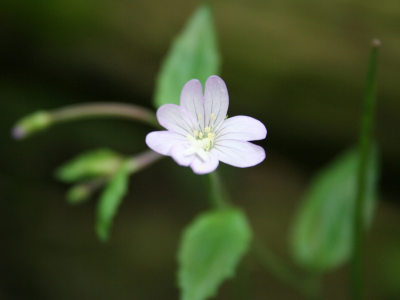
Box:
(204, 76, 229, 132)
(146, 131, 186, 155)
(157, 104, 197, 136)
(190, 152, 219, 175)
(215, 116, 267, 142)
(213, 140, 265, 168)
(170, 142, 196, 167)
(180, 79, 205, 132)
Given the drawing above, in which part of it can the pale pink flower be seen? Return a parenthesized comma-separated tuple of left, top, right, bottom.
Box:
(146, 76, 267, 174)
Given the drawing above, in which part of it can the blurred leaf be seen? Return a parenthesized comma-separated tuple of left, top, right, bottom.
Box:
(291, 147, 379, 272)
(178, 208, 252, 300)
(153, 4, 220, 108)
(96, 161, 130, 242)
(56, 148, 123, 183)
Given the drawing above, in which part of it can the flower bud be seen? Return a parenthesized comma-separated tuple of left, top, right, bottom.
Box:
(56, 149, 124, 183)
(12, 111, 53, 140)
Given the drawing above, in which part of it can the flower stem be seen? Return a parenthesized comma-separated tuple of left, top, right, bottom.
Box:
(351, 39, 380, 300)
(51, 102, 161, 128)
(207, 171, 231, 209)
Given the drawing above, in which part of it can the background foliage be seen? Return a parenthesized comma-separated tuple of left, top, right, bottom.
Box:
(1, 0, 399, 299)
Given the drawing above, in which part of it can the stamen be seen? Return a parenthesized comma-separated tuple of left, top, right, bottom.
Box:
(198, 114, 202, 120)
(199, 132, 204, 139)
(205, 127, 210, 133)
(193, 130, 198, 137)
(208, 133, 215, 140)
(210, 113, 215, 120)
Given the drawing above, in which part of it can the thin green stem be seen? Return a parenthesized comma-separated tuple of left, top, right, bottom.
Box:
(206, 170, 320, 298)
(351, 39, 380, 300)
(252, 238, 320, 298)
(51, 102, 161, 128)
(207, 171, 230, 209)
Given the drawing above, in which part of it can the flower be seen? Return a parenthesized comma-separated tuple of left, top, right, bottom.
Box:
(146, 75, 267, 175)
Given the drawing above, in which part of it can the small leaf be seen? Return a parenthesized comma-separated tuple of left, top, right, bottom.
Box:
(153, 4, 220, 108)
(96, 161, 130, 242)
(291, 147, 379, 272)
(178, 208, 252, 300)
(56, 149, 123, 183)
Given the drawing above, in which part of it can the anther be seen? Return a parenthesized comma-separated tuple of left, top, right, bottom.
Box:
(193, 130, 199, 137)
(199, 132, 204, 139)
(205, 127, 210, 133)
(198, 114, 202, 120)
(210, 113, 215, 120)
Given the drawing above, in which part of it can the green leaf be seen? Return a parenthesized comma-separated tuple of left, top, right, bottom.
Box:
(56, 149, 123, 183)
(96, 161, 130, 242)
(291, 147, 379, 272)
(178, 208, 252, 300)
(153, 4, 220, 108)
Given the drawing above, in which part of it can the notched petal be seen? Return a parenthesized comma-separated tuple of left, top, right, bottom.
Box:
(190, 151, 219, 175)
(216, 116, 267, 142)
(157, 104, 197, 136)
(214, 140, 265, 168)
(180, 79, 205, 131)
(204, 76, 229, 132)
(145, 131, 186, 155)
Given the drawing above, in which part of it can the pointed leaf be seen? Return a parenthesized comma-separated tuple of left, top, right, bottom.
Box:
(96, 161, 130, 242)
(153, 4, 220, 108)
(291, 147, 379, 272)
(178, 208, 252, 300)
(56, 149, 123, 183)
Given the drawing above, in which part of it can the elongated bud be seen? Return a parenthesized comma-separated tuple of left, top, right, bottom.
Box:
(56, 149, 124, 183)
(12, 111, 53, 140)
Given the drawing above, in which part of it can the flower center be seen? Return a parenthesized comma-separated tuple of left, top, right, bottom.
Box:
(184, 129, 216, 161)
(181, 112, 219, 161)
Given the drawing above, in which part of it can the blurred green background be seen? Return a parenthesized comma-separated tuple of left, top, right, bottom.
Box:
(1, 0, 399, 299)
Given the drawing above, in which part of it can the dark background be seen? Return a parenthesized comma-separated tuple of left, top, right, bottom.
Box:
(1, 0, 399, 299)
